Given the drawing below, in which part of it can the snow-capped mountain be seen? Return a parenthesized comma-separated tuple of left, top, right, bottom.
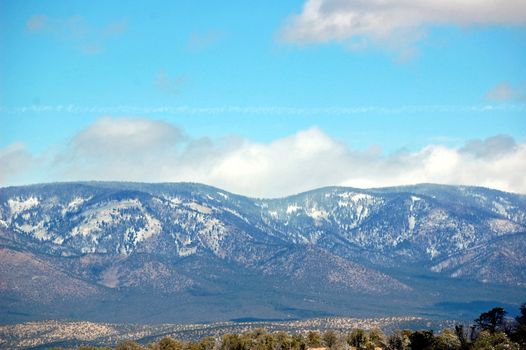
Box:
(0, 182, 525, 323)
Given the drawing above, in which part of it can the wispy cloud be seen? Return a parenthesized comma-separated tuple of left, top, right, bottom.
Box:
(2, 117, 525, 196)
(188, 30, 226, 51)
(460, 134, 517, 159)
(485, 82, 526, 102)
(279, 0, 526, 58)
(2, 104, 524, 115)
(26, 15, 48, 31)
(26, 14, 127, 54)
(0, 143, 35, 185)
(155, 69, 186, 96)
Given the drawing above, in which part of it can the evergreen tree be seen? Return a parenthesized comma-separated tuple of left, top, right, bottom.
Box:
(471, 330, 519, 350)
(159, 337, 183, 350)
(322, 330, 338, 349)
(307, 331, 323, 348)
(116, 340, 145, 350)
(511, 303, 526, 350)
(291, 334, 307, 350)
(199, 337, 216, 350)
(347, 329, 367, 350)
(433, 329, 461, 350)
(221, 333, 251, 350)
(275, 331, 293, 350)
(518, 304, 526, 326)
(454, 325, 468, 350)
(386, 331, 409, 350)
(475, 307, 506, 333)
(368, 328, 386, 349)
(409, 330, 434, 350)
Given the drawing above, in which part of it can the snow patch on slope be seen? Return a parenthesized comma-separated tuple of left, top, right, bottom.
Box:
(8, 197, 39, 216)
(223, 207, 249, 223)
(217, 192, 229, 200)
(306, 207, 328, 222)
(268, 210, 278, 219)
(17, 221, 50, 241)
(338, 192, 372, 202)
(186, 202, 212, 214)
(286, 204, 301, 214)
(61, 196, 90, 215)
(165, 196, 183, 207)
(196, 217, 228, 257)
(178, 246, 197, 257)
(488, 218, 522, 235)
(408, 216, 416, 231)
(134, 214, 162, 243)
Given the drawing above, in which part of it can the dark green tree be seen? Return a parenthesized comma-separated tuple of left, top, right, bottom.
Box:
(322, 330, 338, 349)
(262, 333, 278, 350)
(368, 328, 386, 349)
(433, 329, 461, 350)
(145, 341, 161, 350)
(275, 331, 293, 350)
(454, 325, 469, 350)
(347, 329, 367, 350)
(386, 331, 409, 350)
(471, 330, 519, 350)
(116, 340, 145, 350)
(511, 303, 526, 350)
(159, 337, 183, 350)
(518, 304, 526, 326)
(307, 331, 322, 348)
(198, 337, 216, 350)
(221, 333, 251, 350)
(186, 342, 202, 350)
(409, 330, 434, 350)
(475, 307, 506, 333)
(291, 334, 307, 350)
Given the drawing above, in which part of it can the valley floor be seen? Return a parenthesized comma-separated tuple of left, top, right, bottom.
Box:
(0, 317, 460, 349)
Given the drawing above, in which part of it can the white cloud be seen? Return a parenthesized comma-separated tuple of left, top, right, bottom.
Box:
(54, 117, 186, 181)
(280, 0, 526, 56)
(70, 116, 184, 156)
(2, 117, 526, 197)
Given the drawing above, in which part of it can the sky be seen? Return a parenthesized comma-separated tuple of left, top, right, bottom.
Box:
(1, 0, 525, 197)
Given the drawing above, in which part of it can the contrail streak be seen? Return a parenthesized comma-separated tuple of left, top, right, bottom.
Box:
(1, 104, 525, 115)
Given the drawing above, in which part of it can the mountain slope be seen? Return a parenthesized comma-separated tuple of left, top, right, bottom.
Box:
(0, 182, 525, 323)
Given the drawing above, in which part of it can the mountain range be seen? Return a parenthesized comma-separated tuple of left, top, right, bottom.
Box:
(1, 182, 525, 324)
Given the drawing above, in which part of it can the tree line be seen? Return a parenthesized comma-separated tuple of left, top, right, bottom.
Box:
(57, 303, 526, 350)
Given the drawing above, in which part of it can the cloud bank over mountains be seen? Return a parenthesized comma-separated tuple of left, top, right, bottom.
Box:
(1, 117, 525, 197)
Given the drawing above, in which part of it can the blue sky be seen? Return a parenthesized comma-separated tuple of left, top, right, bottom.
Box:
(1, 0, 525, 196)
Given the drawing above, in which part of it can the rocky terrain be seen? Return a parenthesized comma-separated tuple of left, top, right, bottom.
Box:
(0, 182, 525, 324)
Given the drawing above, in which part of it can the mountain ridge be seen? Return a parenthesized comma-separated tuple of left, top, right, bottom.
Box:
(3, 181, 524, 199)
(1, 182, 525, 324)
